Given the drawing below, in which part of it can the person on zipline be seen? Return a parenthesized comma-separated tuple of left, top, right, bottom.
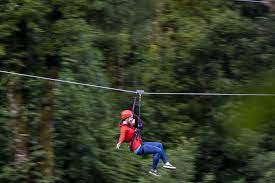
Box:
(116, 109, 176, 176)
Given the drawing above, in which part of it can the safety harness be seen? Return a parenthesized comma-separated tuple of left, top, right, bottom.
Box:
(129, 90, 144, 152)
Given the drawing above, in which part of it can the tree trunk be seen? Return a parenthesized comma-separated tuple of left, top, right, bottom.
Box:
(264, 0, 275, 12)
(6, 76, 28, 165)
(38, 70, 57, 182)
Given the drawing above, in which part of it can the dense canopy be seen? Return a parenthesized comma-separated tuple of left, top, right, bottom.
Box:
(0, 0, 274, 182)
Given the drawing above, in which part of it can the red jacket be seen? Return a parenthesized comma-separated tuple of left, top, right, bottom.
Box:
(118, 124, 142, 152)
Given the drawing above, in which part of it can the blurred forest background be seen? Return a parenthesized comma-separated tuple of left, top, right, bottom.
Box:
(0, 0, 275, 182)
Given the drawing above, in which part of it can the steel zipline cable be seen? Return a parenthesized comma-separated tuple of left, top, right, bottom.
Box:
(0, 70, 136, 94)
(1, 70, 275, 96)
(236, 0, 265, 3)
(143, 92, 275, 96)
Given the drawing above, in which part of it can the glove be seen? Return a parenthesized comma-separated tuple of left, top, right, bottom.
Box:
(116, 143, 121, 150)
(137, 120, 143, 129)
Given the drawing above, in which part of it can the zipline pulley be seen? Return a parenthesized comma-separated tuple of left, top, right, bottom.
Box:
(136, 90, 144, 96)
(131, 90, 144, 130)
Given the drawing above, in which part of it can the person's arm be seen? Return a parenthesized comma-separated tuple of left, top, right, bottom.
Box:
(116, 126, 127, 149)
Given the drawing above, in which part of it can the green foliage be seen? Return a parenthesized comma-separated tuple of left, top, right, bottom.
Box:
(246, 152, 275, 182)
(209, 69, 275, 182)
(216, 70, 275, 136)
(0, 0, 275, 182)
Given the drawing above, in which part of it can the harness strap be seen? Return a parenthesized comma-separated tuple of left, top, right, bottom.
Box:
(131, 95, 137, 112)
(129, 132, 143, 153)
(137, 92, 142, 129)
(129, 90, 144, 151)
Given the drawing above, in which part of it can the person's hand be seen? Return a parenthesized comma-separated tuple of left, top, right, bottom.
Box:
(116, 143, 121, 150)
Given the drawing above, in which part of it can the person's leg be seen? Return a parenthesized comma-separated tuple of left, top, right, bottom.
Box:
(143, 142, 168, 164)
(144, 142, 176, 170)
(142, 142, 162, 170)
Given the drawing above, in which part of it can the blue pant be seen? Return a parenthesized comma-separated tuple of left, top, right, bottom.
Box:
(137, 142, 168, 170)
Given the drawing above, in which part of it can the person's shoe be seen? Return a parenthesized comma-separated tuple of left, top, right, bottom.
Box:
(149, 169, 161, 176)
(163, 162, 176, 170)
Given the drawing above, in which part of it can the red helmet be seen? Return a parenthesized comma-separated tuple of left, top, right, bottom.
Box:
(120, 110, 133, 120)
